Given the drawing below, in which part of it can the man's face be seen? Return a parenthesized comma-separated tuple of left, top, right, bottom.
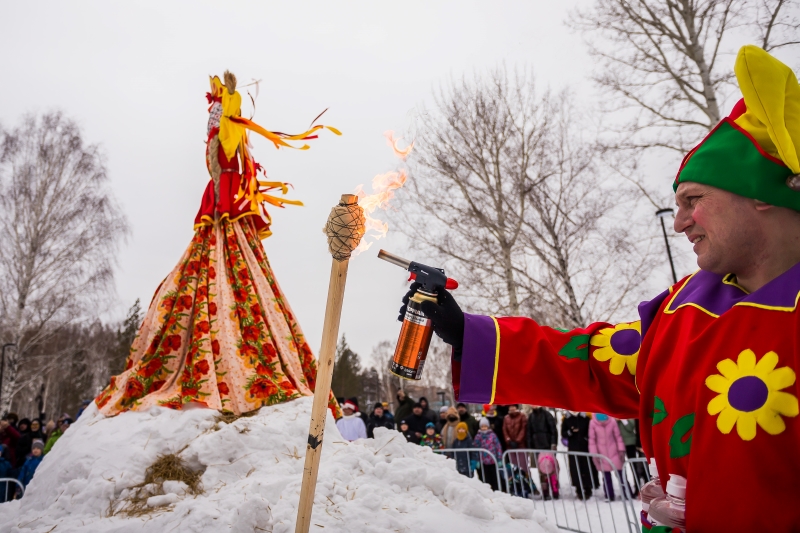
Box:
(374, 407, 383, 417)
(420, 399, 428, 409)
(31, 421, 40, 432)
(508, 406, 518, 414)
(457, 406, 466, 415)
(674, 182, 765, 274)
(413, 407, 422, 416)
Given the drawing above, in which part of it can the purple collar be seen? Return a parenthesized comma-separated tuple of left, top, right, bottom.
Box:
(666, 261, 800, 317)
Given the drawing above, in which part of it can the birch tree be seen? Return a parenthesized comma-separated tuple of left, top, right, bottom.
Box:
(0, 112, 128, 413)
(569, 0, 800, 154)
(400, 68, 658, 326)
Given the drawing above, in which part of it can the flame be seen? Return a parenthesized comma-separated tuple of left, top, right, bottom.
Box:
(352, 133, 413, 255)
(384, 130, 414, 160)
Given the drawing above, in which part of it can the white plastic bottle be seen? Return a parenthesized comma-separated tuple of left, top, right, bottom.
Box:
(640, 458, 665, 529)
(648, 474, 686, 530)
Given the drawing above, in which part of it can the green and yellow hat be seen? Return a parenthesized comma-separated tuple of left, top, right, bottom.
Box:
(675, 45, 800, 210)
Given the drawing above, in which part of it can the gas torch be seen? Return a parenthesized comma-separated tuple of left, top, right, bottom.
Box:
(378, 249, 458, 380)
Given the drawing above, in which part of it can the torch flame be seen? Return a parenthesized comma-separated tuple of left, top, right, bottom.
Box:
(352, 132, 413, 255)
(384, 130, 414, 161)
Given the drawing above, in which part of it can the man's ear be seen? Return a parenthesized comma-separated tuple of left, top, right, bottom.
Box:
(754, 199, 774, 212)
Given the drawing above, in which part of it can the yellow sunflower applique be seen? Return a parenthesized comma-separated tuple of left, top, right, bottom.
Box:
(706, 349, 799, 441)
(590, 321, 641, 376)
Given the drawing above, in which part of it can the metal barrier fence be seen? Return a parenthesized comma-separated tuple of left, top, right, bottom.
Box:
(433, 447, 652, 533)
(433, 448, 502, 492)
(0, 478, 24, 501)
(503, 449, 638, 533)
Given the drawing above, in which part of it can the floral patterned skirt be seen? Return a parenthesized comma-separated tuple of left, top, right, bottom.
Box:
(95, 216, 341, 417)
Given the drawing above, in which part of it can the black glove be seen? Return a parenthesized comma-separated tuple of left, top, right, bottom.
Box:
(398, 282, 464, 358)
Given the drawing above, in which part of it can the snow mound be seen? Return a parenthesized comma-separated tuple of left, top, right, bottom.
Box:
(0, 398, 557, 532)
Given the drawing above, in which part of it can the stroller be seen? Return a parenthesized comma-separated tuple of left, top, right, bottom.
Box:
(501, 461, 540, 498)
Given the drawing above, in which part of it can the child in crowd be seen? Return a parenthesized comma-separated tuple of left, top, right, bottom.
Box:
(18, 439, 44, 491)
(398, 420, 415, 443)
(419, 422, 442, 450)
(450, 422, 476, 477)
(473, 417, 502, 490)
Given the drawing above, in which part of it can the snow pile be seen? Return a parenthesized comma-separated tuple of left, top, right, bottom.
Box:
(0, 398, 557, 532)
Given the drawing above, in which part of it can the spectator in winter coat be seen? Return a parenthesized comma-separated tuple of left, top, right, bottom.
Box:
(0, 444, 15, 503)
(450, 422, 476, 477)
(14, 418, 32, 468)
(527, 406, 559, 499)
(405, 403, 429, 444)
(617, 418, 645, 496)
(17, 439, 44, 490)
(502, 405, 526, 449)
(526, 406, 558, 450)
(588, 414, 630, 501)
(43, 420, 56, 440)
(473, 417, 502, 491)
(440, 406, 461, 448)
(456, 403, 478, 436)
(366, 403, 394, 438)
(503, 404, 528, 473)
(417, 397, 438, 425)
(561, 411, 593, 500)
(419, 422, 443, 450)
(381, 402, 394, 423)
(394, 390, 414, 429)
(435, 406, 448, 433)
(336, 401, 367, 441)
(347, 397, 370, 427)
(398, 420, 415, 443)
(0, 416, 21, 466)
(43, 418, 71, 455)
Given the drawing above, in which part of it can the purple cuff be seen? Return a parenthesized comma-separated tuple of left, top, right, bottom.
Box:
(458, 313, 498, 404)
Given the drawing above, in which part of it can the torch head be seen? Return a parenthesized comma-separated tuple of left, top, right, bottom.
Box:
(325, 194, 366, 261)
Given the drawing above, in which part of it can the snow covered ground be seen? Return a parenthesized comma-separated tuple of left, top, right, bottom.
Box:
(0, 398, 559, 533)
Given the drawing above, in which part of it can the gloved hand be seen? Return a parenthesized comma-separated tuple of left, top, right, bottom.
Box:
(398, 282, 465, 357)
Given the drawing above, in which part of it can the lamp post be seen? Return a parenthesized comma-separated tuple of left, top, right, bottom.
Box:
(656, 208, 678, 284)
(0, 343, 16, 411)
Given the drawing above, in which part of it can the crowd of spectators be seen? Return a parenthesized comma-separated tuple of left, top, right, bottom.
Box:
(334, 393, 646, 501)
(0, 402, 87, 501)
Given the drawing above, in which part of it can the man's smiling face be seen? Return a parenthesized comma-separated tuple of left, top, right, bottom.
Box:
(674, 182, 765, 276)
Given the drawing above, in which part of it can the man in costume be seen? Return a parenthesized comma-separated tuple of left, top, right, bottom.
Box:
(96, 71, 341, 417)
(402, 46, 800, 531)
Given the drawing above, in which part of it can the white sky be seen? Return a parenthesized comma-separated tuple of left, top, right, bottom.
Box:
(4, 1, 783, 362)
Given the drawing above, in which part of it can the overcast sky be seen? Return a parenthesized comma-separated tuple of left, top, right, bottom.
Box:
(3, 1, 779, 364)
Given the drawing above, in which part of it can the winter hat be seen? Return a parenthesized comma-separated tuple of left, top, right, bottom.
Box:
(456, 402, 467, 409)
(425, 422, 436, 429)
(32, 439, 45, 452)
(456, 422, 468, 440)
(342, 401, 357, 412)
(439, 406, 449, 414)
(399, 419, 408, 426)
(675, 45, 800, 209)
(412, 402, 423, 410)
(373, 402, 384, 411)
(479, 417, 490, 428)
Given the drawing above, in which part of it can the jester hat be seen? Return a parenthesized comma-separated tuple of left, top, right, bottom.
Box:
(675, 45, 800, 210)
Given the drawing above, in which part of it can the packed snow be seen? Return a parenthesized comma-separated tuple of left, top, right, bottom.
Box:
(0, 397, 558, 532)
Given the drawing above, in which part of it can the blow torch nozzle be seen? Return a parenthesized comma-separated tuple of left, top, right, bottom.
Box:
(377, 249, 459, 292)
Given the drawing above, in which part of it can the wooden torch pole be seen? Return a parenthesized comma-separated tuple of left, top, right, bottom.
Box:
(295, 194, 364, 533)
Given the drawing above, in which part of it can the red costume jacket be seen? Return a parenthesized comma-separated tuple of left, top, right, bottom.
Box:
(454, 263, 800, 532)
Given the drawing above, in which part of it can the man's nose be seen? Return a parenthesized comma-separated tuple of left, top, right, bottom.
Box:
(674, 206, 692, 234)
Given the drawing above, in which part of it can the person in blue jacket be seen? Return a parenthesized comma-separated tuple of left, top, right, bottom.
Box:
(17, 439, 44, 493)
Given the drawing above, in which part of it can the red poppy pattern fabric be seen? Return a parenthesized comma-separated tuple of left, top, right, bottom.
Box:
(95, 217, 341, 417)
